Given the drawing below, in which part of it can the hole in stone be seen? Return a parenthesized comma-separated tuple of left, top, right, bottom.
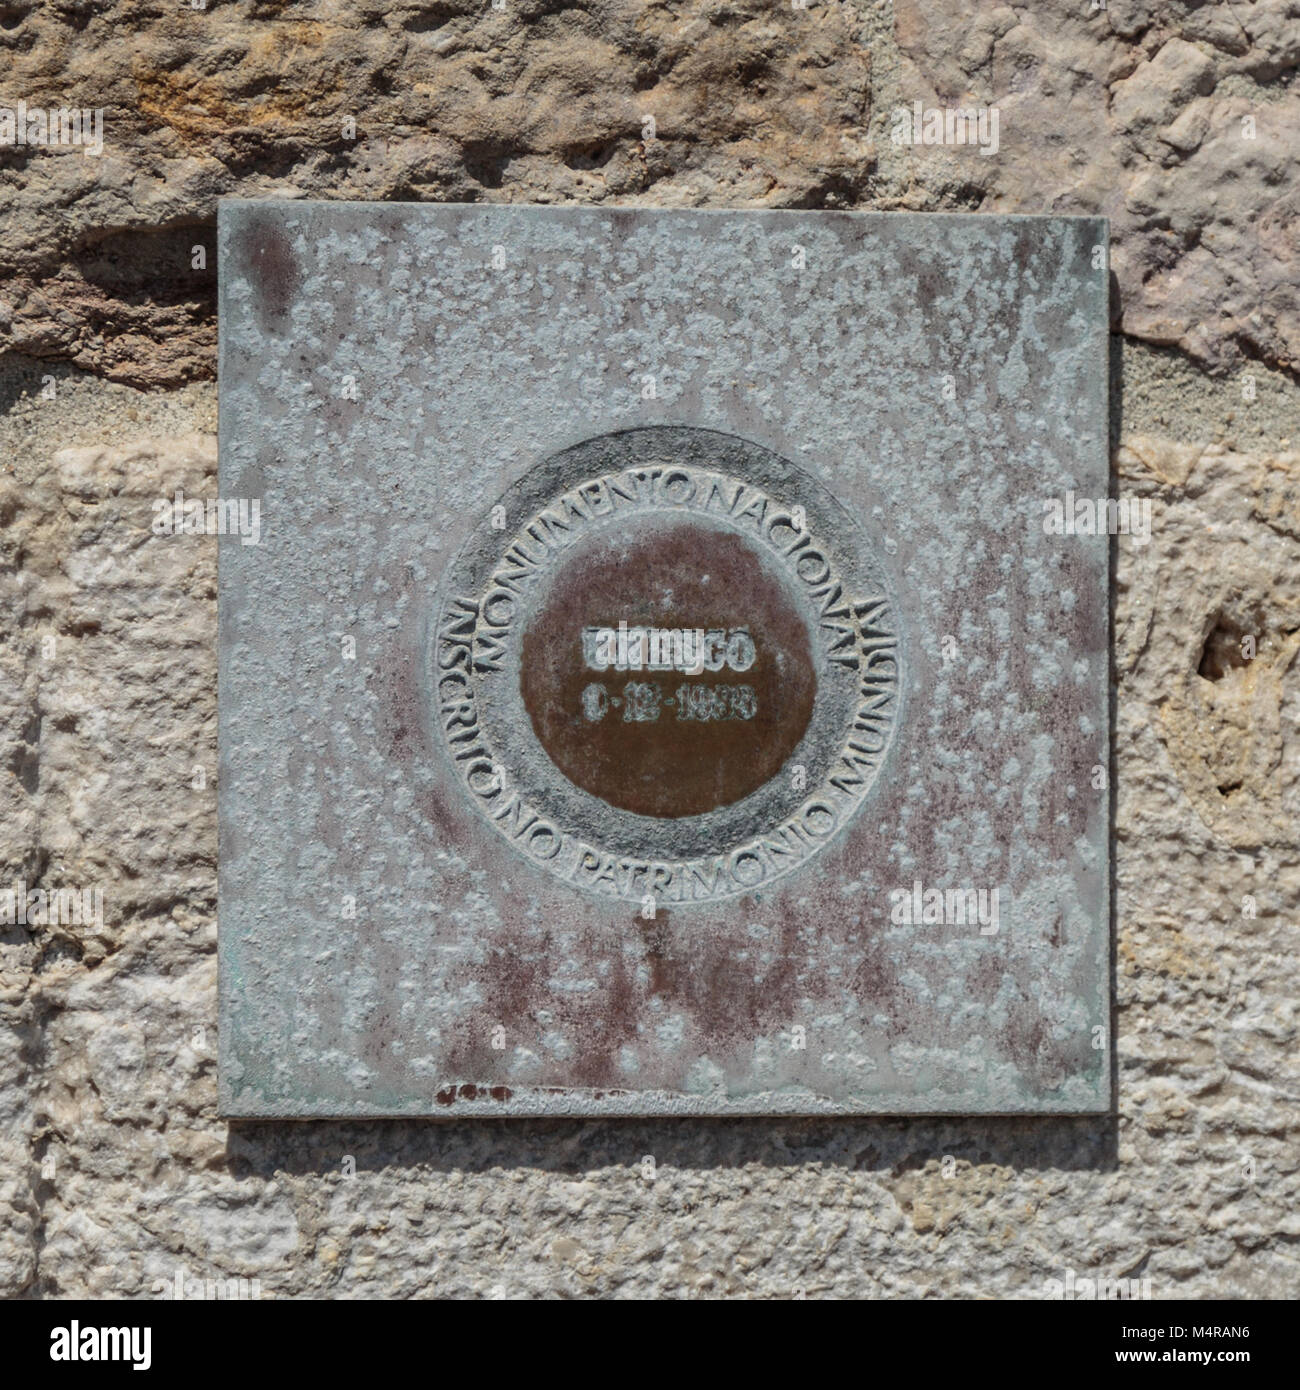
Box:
(1198, 614, 1256, 681)
(564, 141, 619, 172)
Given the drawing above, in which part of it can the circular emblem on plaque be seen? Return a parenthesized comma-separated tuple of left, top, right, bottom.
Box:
(430, 426, 903, 905)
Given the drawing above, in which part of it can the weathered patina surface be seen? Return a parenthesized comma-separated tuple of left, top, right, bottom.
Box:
(218, 202, 1109, 1116)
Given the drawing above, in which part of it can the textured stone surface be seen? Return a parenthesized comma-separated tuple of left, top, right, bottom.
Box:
(1, 0, 1298, 1299)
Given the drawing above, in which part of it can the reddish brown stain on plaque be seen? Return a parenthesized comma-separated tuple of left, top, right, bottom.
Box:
(234, 217, 299, 334)
(521, 520, 816, 818)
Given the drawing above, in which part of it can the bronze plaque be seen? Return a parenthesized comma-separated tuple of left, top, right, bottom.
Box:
(433, 428, 900, 907)
(219, 203, 1111, 1117)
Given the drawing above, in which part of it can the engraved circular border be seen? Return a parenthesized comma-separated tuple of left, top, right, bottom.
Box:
(430, 426, 904, 905)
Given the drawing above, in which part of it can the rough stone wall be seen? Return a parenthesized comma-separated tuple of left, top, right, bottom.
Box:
(1, 0, 1297, 1298)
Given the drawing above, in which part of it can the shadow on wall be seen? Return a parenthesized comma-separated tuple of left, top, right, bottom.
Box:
(225, 1112, 1120, 1179)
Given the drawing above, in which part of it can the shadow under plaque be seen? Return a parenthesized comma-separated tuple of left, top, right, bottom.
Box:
(217, 203, 1111, 1118)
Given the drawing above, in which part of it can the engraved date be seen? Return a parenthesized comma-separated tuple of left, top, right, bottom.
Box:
(581, 681, 757, 723)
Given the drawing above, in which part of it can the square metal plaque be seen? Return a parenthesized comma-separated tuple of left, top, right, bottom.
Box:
(218, 202, 1111, 1117)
